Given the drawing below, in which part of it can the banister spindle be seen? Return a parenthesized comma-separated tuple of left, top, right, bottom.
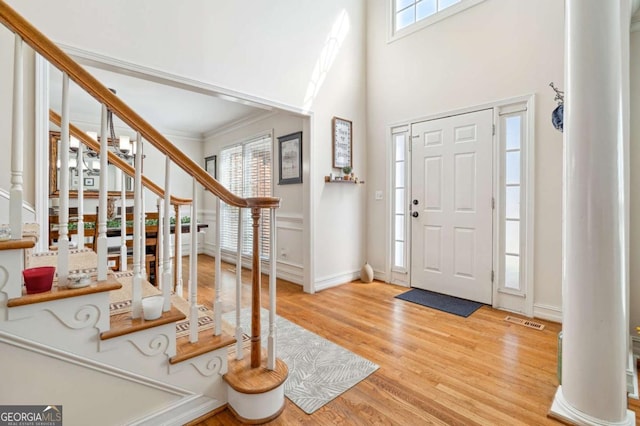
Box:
(267, 208, 277, 370)
(156, 197, 164, 289)
(120, 174, 127, 271)
(235, 205, 244, 359)
(76, 141, 84, 249)
(189, 178, 198, 343)
(96, 103, 109, 282)
(162, 156, 172, 312)
(57, 73, 70, 286)
(175, 204, 184, 298)
(140, 139, 146, 280)
(214, 197, 222, 336)
(131, 133, 143, 319)
(250, 207, 262, 368)
(9, 35, 23, 241)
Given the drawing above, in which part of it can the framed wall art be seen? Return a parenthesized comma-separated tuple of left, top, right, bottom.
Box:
(332, 116, 352, 169)
(205, 155, 217, 179)
(278, 131, 302, 185)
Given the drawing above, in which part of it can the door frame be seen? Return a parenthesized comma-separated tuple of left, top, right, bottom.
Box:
(386, 94, 535, 316)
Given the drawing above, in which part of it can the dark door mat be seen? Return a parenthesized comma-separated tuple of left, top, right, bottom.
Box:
(395, 288, 484, 318)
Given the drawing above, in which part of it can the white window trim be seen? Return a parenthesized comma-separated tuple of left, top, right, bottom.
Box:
(492, 96, 535, 317)
(391, 125, 410, 274)
(388, 0, 487, 43)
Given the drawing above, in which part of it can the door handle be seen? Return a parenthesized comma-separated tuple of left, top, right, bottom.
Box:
(412, 211, 419, 218)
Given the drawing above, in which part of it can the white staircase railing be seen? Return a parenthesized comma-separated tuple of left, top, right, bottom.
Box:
(3, 0, 280, 370)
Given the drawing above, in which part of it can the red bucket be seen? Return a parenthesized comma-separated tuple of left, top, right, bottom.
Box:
(22, 266, 55, 294)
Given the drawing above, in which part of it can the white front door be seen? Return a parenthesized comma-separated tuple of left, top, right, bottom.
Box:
(410, 109, 493, 304)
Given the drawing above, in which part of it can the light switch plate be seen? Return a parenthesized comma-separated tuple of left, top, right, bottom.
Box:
(375, 190, 383, 200)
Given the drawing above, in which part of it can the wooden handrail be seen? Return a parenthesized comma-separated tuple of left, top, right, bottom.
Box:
(50, 110, 192, 206)
(0, 1, 279, 210)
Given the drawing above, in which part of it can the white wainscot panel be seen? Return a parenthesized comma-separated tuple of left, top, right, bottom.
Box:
(425, 130, 443, 147)
(454, 152, 476, 212)
(424, 225, 441, 272)
(454, 227, 475, 278)
(454, 124, 477, 143)
(425, 156, 442, 211)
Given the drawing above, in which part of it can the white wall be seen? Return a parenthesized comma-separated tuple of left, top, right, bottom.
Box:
(366, 0, 565, 318)
(203, 111, 307, 284)
(5, 0, 368, 291)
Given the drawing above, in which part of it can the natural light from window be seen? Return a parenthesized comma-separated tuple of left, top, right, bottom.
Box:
(303, 10, 350, 113)
(395, 0, 461, 31)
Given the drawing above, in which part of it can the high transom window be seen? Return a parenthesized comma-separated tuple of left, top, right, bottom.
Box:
(391, 0, 486, 40)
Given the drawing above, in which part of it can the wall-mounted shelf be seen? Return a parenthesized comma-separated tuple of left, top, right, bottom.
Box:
(324, 176, 365, 184)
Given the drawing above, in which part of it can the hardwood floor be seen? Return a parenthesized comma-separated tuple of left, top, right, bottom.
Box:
(182, 255, 640, 425)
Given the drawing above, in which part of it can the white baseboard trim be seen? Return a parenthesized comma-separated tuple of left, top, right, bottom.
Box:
(315, 269, 360, 292)
(533, 303, 562, 323)
(129, 394, 224, 426)
(276, 260, 303, 285)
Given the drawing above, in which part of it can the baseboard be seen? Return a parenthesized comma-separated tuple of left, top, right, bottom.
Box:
(533, 303, 562, 323)
(202, 247, 304, 285)
(315, 269, 360, 292)
(129, 395, 225, 426)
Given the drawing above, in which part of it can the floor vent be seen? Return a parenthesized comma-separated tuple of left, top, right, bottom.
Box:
(504, 316, 545, 331)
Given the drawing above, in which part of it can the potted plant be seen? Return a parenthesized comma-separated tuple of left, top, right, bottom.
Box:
(342, 166, 352, 180)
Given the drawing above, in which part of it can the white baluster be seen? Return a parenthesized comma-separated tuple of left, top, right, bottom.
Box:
(96, 104, 109, 282)
(131, 133, 143, 319)
(76, 142, 84, 249)
(57, 73, 70, 286)
(120, 175, 127, 271)
(140, 140, 146, 280)
(267, 208, 277, 370)
(175, 204, 184, 297)
(214, 197, 222, 336)
(235, 204, 244, 360)
(189, 178, 198, 343)
(9, 35, 23, 241)
(156, 198, 164, 290)
(162, 156, 172, 312)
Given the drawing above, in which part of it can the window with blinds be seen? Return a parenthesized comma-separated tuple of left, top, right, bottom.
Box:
(219, 134, 272, 258)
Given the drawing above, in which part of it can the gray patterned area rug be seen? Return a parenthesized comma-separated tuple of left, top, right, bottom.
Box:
(222, 308, 379, 414)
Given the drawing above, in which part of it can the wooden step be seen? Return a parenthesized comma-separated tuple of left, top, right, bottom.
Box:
(170, 329, 236, 364)
(7, 274, 121, 308)
(0, 238, 35, 251)
(100, 306, 186, 340)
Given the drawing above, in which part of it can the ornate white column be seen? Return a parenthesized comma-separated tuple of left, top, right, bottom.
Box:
(550, 0, 634, 424)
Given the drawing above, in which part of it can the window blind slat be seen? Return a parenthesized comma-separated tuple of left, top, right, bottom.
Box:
(220, 135, 272, 258)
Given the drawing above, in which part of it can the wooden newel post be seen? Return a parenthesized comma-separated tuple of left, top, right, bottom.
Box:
(251, 207, 262, 368)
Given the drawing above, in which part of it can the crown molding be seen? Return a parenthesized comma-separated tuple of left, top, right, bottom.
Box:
(203, 110, 278, 140)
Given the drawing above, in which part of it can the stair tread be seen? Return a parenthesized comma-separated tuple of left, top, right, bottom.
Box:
(0, 238, 35, 251)
(170, 330, 236, 364)
(7, 274, 121, 307)
(101, 306, 186, 340)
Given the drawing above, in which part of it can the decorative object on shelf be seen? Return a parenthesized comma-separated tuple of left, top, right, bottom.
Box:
(0, 224, 10, 241)
(361, 262, 374, 283)
(22, 266, 55, 294)
(332, 116, 352, 169)
(342, 165, 352, 180)
(324, 175, 365, 184)
(278, 131, 303, 185)
(205, 154, 217, 179)
(550, 82, 564, 133)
